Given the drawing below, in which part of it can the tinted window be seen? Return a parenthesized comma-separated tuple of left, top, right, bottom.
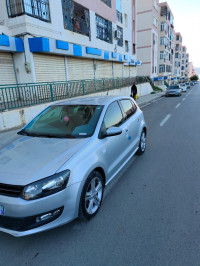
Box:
(120, 100, 137, 119)
(104, 101, 123, 129)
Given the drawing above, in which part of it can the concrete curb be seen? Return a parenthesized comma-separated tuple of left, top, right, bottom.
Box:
(137, 92, 165, 108)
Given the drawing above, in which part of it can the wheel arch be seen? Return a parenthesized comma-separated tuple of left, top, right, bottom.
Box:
(92, 167, 106, 187)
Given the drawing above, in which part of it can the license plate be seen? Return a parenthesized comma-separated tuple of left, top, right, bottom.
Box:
(0, 205, 5, 216)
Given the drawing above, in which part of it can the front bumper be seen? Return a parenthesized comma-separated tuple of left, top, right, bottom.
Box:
(0, 182, 82, 237)
(165, 92, 180, 96)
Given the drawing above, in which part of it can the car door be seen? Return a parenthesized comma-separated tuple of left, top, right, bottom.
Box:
(100, 101, 131, 182)
(119, 99, 141, 155)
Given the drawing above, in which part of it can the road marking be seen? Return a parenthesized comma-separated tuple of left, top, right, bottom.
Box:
(182, 98, 186, 101)
(175, 103, 181, 109)
(160, 114, 172, 127)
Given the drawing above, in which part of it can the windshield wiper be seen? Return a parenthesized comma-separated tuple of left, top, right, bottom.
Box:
(18, 130, 76, 139)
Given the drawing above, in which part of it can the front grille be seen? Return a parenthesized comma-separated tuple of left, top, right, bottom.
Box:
(0, 183, 24, 197)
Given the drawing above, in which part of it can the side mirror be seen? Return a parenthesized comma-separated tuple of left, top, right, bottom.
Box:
(106, 127, 122, 137)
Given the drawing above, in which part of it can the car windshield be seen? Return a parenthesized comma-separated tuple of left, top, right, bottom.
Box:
(18, 105, 103, 138)
(168, 86, 179, 90)
(186, 83, 189, 85)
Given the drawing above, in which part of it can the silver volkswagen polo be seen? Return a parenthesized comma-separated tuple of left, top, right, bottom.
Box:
(0, 96, 147, 236)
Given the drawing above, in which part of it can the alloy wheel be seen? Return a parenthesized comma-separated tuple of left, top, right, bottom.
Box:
(85, 177, 103, 215)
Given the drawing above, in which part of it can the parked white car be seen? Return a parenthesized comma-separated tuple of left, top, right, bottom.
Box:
(181, 83, 187, 92)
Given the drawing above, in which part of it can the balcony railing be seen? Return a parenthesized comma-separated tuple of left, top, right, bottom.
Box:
(6, 0, 50, 22)
(116, 10, 123, 23)
(72, 16, 89, 36)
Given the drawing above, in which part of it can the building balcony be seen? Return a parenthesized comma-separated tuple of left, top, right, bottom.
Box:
(6, 0, 51, 22)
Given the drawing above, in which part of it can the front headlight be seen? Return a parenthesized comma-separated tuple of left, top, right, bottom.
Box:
(21, 170, 70, 201)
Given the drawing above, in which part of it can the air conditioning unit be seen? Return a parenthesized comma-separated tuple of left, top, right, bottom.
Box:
(114, 30, 121, 39)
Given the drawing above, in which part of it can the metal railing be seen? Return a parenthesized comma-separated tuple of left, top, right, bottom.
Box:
(7, 0, 51, 22)
(0, 76, 150, 112)
(72, 16, 89, 36)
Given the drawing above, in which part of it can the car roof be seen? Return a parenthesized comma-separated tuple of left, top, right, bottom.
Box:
(52, 96, 131, 106)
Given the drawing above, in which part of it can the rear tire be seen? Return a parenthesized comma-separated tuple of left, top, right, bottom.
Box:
(79, 171, 104, 220)
(136, 130, 146, 155)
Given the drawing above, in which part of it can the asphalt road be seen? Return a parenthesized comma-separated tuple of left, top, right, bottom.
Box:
(1, 84, 200, 266)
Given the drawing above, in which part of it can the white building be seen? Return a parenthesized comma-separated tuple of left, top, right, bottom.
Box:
(0, 0, 141, 86)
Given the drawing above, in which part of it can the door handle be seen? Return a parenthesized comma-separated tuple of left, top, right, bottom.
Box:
(125, 129, 128, 133)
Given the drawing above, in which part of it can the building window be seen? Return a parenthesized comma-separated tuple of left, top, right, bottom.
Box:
(62, 0, 90, 37)
(153, 16, 158, 28)
(117, 26, 123, 47)
(133, 43, 136, 54)
(125, 40, 129, 52)
(175, 53, 179, 59)
(160, 37, 166, 45)
(6, 0, 50, 22)
(154, 0, 159, 11)
(159, 65, 165, 73)
(166, 65, 171, 72)
(124, 13, 128, 27)
(101, 0, 111, 7)
(160, 51, 165, 60)
(116, 10, 123, 23)
(96, 15, 112, 43)
(116, 0, 122, 23)
(160, 22, 166, 32)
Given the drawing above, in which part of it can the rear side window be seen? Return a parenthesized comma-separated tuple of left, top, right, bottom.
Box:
(120, 99, 137, 120)
(104, 101, 123, 129)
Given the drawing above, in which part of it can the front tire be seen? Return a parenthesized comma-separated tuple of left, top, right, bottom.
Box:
(137, 130, 146, 155)
(79, 171, 104, 220)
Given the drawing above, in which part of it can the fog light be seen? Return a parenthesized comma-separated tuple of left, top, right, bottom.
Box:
(36, 208, 61, 223)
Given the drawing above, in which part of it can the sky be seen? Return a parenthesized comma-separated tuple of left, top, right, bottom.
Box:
(160, 0, 200, 69)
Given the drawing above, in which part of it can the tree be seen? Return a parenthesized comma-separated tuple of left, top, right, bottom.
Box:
(190, 75, 199, 81)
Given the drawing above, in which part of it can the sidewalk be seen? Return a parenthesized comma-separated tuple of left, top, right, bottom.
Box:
(136, 91, 165, 107)
(0, 91, 165, 147)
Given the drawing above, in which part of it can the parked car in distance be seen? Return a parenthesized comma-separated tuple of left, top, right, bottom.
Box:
(165, 85, 182, 97)
(0, 96, 147, 237)
(181, 83, 187, 92)
(186, 82, 190, 89)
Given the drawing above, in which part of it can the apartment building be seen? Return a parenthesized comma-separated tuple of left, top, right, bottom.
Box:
(181, 46, 187, 80)
(185, 53, 189, 79)
(136, 0, 159, 78)
(173, 32, 182, 81)
(0, 0, 141, 85)
(156, 2, 174, 85)
(188, 62, 196, 78)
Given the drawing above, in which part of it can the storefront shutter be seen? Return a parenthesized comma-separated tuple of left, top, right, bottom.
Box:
(0, 53, 16, 85)
(123, 65, 130, 77)
(113, 62, 123, 78)
(130, 66, 136, 77)
(34, 54, 66, 83)
(67, 57, 95, 80)
(95, 61, 113, 79)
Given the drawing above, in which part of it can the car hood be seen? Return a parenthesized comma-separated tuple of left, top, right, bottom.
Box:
(0, 135, 90, 185)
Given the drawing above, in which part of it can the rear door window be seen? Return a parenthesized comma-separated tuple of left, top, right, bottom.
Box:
(120, 99, 137, 120)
